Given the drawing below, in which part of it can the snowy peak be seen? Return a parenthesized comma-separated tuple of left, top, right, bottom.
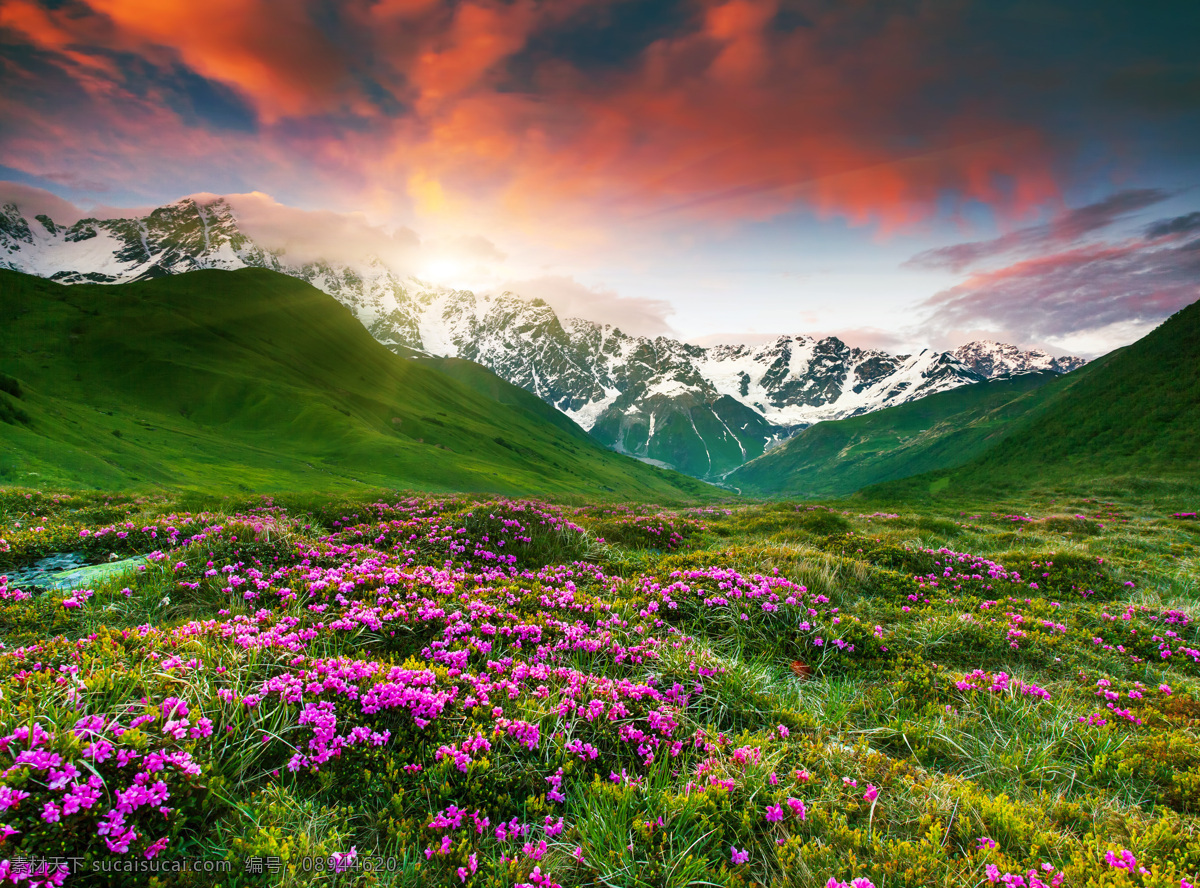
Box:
(0, 197, 1087, 479)
(953, 340, 1087, 378)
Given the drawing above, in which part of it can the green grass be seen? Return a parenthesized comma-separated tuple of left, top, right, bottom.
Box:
(941, 296, 1200, 491)
(733, 297, 1200, 501)
(727, 371, 1062, 498)
(0, 485, 1196, 886)
(0, 268, 717, 501)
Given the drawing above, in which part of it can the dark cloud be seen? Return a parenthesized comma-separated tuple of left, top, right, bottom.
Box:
(908, 189, 1171, 272)
(1104, 62, 1200, 113)
(1146, 211, 1200, 239)
(74, 48, 261, 132)
(499, 0, 698, 91)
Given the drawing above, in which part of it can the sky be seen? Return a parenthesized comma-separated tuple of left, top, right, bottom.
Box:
(1, 0, 1198, 358)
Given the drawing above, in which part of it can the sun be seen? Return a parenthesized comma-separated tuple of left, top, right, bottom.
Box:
(419, 254, 466, 283)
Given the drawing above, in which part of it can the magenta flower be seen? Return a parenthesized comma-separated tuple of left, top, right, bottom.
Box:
(765, 804, 784, 823)
(329, 847, 357, 873)
(863, 784, 878, 803)
(731, 846, 749, 865)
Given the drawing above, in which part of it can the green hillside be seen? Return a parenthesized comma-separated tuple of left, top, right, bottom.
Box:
(867, 298, 1200, 499)
(0, 268, 717, 499)
(726, 370, 1064, 497)
(415, 356, 591, 441)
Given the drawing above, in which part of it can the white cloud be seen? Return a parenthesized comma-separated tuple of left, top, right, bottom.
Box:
(211, 191, 423, 269)
(495, 275, 675, 338)
(0, 182, 93, 225)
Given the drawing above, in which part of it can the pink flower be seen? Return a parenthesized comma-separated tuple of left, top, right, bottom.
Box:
(329, 847, 357, 873)
(731, 846, 749, 865)
(145, 836, 169, 859)
(765, 804, 784, 823)
(104, 827, 136, 854)
(863, 785, 878, 804)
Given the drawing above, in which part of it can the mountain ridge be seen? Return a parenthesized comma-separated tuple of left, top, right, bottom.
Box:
(0, 267, 717, 499)
(728, 294, 1200, 499)
(0, 194, 1087, 479)
(726, 370, 1066, 498)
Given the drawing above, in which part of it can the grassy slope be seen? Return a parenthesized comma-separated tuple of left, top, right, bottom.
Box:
(414, 356, 591, 442)
(867, 297, 1200, 500)
(0, 268, 717, 500)
(727, 371, 1062, 498)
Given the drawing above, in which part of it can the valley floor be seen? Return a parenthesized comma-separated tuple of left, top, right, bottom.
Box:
(0, 486, 1197, 887)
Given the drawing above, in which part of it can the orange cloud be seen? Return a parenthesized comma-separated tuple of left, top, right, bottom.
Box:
(411, 1, 538, 109)
(88, 0, 353, 120)
(1, 0, 1063, 235)
(389, 0, 1059, 234)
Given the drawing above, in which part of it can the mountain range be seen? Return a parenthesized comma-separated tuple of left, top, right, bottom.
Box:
(0, 267, 715, 499)
(0, 196, 1085, 479)
(732, 296, 1200, 498)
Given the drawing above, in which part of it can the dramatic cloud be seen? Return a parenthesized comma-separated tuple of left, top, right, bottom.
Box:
(3, 1, 1196, 355)
(496, 275, 675, 338)
(907, 189, 1172, 272)
(922, 219, 1200, 356)
(0, 0, 1091, 233)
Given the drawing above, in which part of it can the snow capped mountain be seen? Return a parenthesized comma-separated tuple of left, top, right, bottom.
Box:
(0, 196, 1086, 479)
(952, 340, 1087, 378)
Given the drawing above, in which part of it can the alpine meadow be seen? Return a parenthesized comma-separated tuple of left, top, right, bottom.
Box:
(0, 2, 1198, 887)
